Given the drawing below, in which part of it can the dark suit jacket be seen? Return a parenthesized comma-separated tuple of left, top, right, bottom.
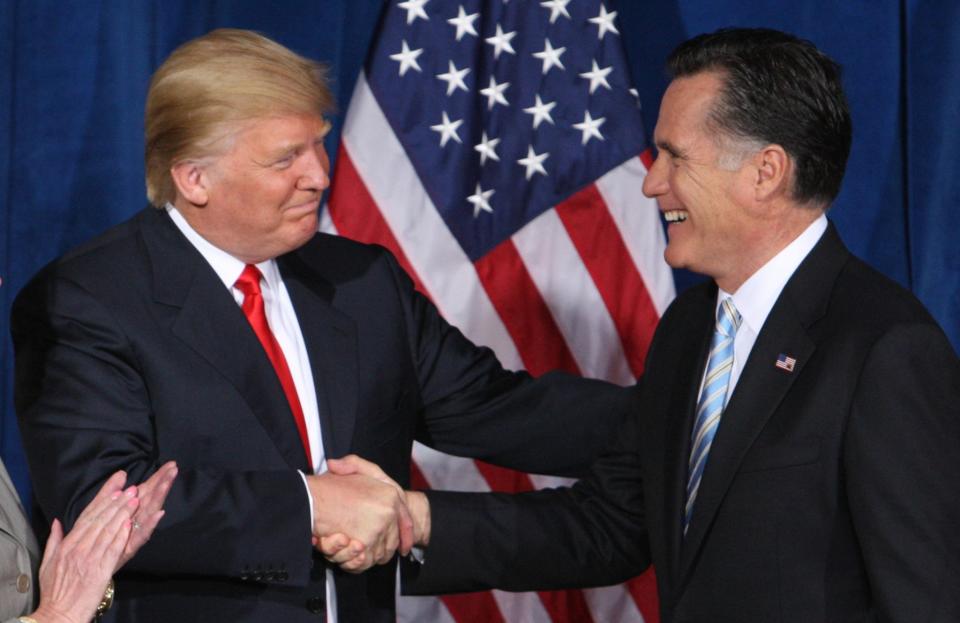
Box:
(409, 223, 960, 623)
(11, 207, 631, 622)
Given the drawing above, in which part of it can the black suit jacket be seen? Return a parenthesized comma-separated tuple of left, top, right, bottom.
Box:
(410, 223, 960, 623)
(11, 207, 631, 622)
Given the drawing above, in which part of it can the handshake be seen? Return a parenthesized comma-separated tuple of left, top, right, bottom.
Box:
(305, 455, 430, 573)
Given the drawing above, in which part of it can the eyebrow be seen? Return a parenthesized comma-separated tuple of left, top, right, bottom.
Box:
(263, 128, 330, 163)
(655, 139, 686, 159)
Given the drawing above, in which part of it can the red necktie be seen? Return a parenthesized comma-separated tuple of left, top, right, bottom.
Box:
(235, 264, 313, 468)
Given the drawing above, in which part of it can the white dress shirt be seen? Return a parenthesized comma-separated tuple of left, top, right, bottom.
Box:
(709, 213, 828, 399)
(167, 205, 337, 621)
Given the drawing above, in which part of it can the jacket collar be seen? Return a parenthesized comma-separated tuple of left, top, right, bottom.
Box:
(139, 208, 358, 468)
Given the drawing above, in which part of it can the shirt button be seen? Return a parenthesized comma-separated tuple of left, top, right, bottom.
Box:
(16, 573, 31, 593)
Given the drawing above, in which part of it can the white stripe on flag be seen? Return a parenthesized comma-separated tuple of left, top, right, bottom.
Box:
(396, 594, 458, 623)
(595, 157, 675, 316)
(318, 201, 337, 235)
(585, 584, 647, 623)
(411, 442, 490, 492)
(493, 589, 554, 623)
(341, 73, 524, 370)
(513, 207, 636, 385)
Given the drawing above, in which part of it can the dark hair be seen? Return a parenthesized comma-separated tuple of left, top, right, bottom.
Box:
(668, 28, 852, 206)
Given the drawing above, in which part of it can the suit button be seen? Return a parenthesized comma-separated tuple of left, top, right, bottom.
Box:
(306, 596, 325, 615)
(16, 573, 30, 593)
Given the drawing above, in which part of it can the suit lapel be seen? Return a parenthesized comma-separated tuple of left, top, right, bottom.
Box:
(279, 252, 359, 461)
(141, 208, 310, 471)
(677, 222, 848, 585)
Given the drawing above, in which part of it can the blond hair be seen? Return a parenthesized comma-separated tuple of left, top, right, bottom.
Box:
(144, 29, 334, 206)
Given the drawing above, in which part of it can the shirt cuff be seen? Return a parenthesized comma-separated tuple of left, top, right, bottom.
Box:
(298, 470, 314, 529)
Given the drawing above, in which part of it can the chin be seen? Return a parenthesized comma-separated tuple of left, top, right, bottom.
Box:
(663, 246, 684, 270)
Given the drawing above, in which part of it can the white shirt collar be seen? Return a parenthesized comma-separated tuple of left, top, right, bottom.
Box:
(165, 203, 281, 292)
(720, 213, 828, 336)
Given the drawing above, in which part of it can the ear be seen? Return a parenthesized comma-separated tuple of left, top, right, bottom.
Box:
(752, 144, 790, 202)
(170, 161, 212, 207)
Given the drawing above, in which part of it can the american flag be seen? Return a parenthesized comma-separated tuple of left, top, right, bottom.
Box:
(323, 1, 674, 620)
(775, 353, 797, 372)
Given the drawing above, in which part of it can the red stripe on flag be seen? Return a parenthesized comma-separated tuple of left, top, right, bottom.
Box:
(410, 462, 507, 623)
(555, 187, 660, 376)
(472, 462, 596, 623)
(474, 239, 580, 377)
(473, 461, 533, 493)
(327, 146, 432, 299)
(640, 149, 654, 170)
(627, 569, 661, 623)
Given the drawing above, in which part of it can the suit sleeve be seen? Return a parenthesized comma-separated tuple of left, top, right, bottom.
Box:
(404, 404, 651, 594)
(845, 322, 960, 621)
(12, 275, 314, 586)
(381, 250, 633, 478)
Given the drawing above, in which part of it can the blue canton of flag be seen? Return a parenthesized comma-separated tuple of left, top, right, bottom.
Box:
(366, 0, 649, 262)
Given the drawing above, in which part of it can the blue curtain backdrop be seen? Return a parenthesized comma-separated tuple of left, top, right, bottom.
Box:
(2, 1, 958, 501)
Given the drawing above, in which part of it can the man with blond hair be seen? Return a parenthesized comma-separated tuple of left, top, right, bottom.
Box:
(12, 29, 631, 622)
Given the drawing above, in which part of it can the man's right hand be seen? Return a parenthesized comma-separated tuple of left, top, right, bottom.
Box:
(305, 463, 413, 572)
(315, 456, 431, 573)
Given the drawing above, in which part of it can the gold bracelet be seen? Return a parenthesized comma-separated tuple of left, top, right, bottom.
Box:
(18, 617, 40, 623)
(95, 578, 115, 617)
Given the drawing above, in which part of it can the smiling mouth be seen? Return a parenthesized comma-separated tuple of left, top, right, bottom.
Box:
(664, 210, 688, 223)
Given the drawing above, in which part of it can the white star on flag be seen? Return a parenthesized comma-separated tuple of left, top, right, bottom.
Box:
(540, 0, 572, 24)
(430, 111, 463, 146)
(397, 0, 430, 25)
(390, 40, 423, 76)
(436, 60, 470, 95)
(523, 94, 556, 129)
(573, 110, 606, 145)
(533, 39, 566, 74)
(474, 132, 501, 165)
(580, 60, 613, 94)
(588, 4, 619, 39)
(447, 5, 479, 41)
(517, 145, 549, 180)
(485, 24, 517, 59)
(480, 75, 510, 110)
(467, 182, 495, 217)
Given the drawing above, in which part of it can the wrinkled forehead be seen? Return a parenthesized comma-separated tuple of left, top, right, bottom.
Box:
(215, 113, 331, 155)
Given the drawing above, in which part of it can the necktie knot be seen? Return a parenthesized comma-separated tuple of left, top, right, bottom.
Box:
(235, 264, 264, 299)
(716, 297, 742, 339)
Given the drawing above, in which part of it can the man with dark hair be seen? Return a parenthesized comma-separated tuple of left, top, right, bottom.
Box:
(329, 28, 960, 622)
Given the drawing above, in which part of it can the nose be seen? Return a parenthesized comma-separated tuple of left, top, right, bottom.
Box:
(642, 152, 668, 199)
(297, 144, 331, 192)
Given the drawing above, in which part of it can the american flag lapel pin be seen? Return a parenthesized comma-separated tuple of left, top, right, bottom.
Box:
(775, 353, 797, 372)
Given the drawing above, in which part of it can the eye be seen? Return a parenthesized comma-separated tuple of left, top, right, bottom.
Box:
(273, 154, 296, 168)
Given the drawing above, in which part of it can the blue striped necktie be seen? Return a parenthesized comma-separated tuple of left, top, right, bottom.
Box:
(684, 297, 742, 533)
